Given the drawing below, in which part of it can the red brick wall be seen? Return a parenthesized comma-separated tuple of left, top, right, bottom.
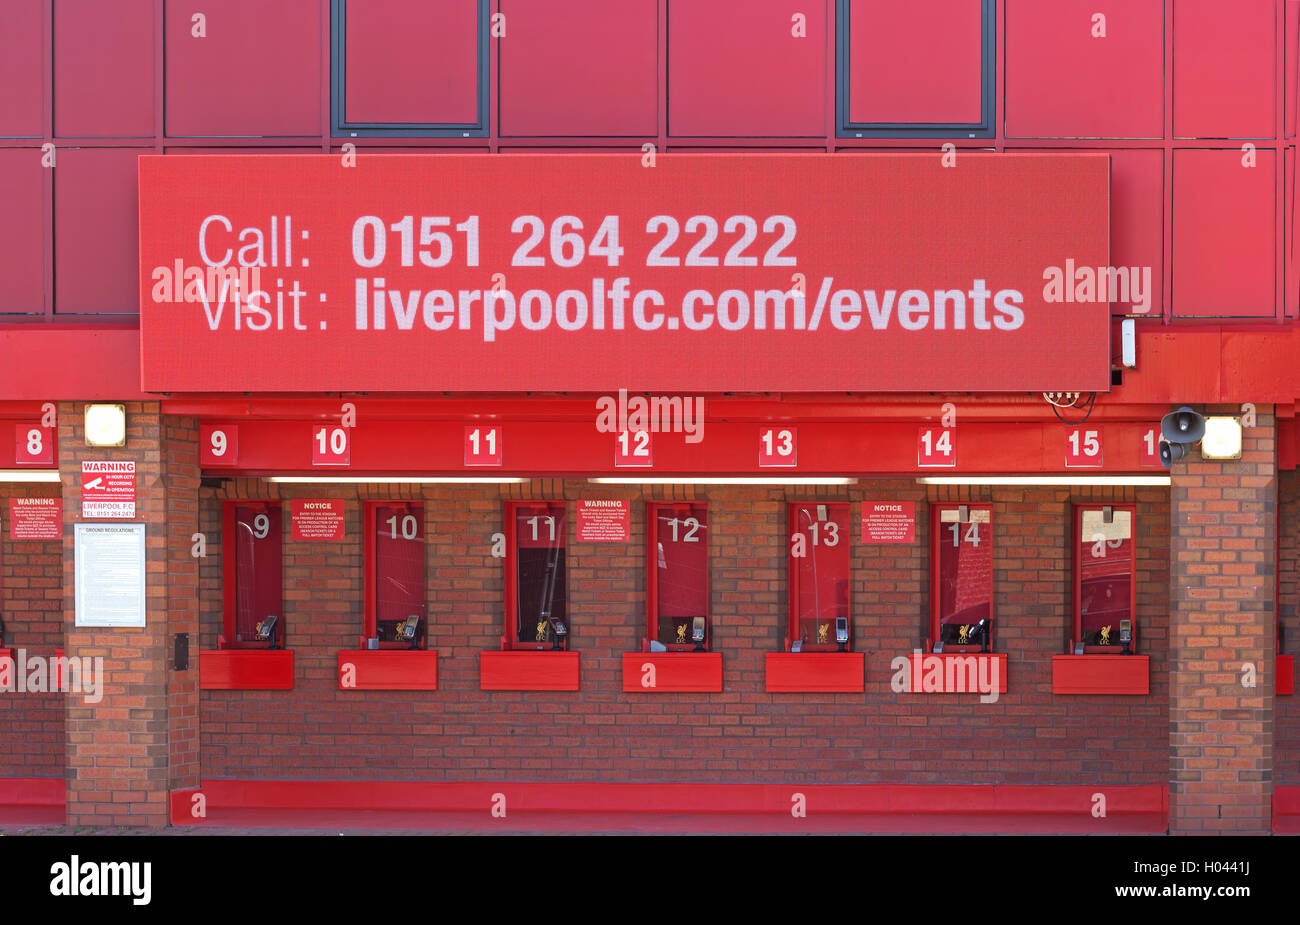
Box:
(0, 482, 63, 778)
(1168, 407, 1276, 834)
(199, 478, 1170, 786)
(1277, 468, 1300, 783)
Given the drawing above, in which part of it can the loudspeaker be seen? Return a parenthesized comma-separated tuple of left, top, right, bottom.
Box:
(1161, 406, 1205, 444)
(1159, 439, 1189, 468)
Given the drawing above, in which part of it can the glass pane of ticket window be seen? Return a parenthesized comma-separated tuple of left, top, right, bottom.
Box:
(226, 502, 283, 648)
(649, 503, 709, 651)
(368, 501, 427, 649)
(1075, 506, 1135, 652)
(511, 501, 568, 649)
(932, 504, 992, 652)
(788, 503, 850, 651)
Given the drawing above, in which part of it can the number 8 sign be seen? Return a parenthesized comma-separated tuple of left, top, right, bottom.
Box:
(14, 424, 53, 466)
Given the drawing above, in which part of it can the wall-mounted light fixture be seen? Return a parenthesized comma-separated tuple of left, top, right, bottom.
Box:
(1200, 416, 1243, 460)
(84, 404, 126, 447)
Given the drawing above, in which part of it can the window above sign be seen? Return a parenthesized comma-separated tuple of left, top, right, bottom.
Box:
(331, 0, 489, 138)
(836, 0, 995, 138)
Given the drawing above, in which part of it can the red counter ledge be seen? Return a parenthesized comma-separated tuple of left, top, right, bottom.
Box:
(1051, 655, 1149, 695)
(764, 652, 864, 693)
(1279, 654, 1294, 696)
(480, 650, 580, 691)
(621, 652, 723, 692)
(200, 649, 295, 690)
(900, 651, 1008, 694)
(337, 650, 439, 691)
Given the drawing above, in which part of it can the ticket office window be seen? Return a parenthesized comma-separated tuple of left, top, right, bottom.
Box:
(223, 502, 284, 649)
(648, 503, 709, 651)
(930, 504, 993, 653)
(508, 501, 568, 650)
(364, 502, 427, 650)
(1073, 505, 1136, 654)
(788, 503, 851, 651)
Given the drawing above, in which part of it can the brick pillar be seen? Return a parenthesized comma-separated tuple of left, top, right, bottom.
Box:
(59, 402, 199, 827)
(1168, 404, 1276, 834)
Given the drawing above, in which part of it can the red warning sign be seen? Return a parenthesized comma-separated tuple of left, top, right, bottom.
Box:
(860, 501, 916, 544)
(9, 497, 62, 540)
(290, 499, 346, 541)
(576, 499, 631, 542)
(81, 461, 136, 519)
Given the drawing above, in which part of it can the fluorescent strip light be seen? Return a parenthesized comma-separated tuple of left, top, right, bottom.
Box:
(0, 470, 61, 483)
(263, 476, 527, 484)
(917, 476, 1170, 486)
(589, 477, 857, 485)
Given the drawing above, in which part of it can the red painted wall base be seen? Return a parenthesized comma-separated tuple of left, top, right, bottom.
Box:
(168, 779, 1169, 834)
(0, 777, 64, 826)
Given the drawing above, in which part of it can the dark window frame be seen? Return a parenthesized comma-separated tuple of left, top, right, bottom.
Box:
(221, 500, 284, 650)
(646, 501, 710, 652)
(1072, 503, 1138, 654)
(835, 0, 996, 139)
(504, 499, 569, 651)
(363, 500, 428, 650)
(330, 0, 490, 138)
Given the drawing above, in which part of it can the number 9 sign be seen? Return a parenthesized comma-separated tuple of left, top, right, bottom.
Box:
(200, 425, 239, 466)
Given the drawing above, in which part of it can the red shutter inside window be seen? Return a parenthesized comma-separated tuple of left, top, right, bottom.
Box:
(55, 148, 141, 314)
(1005, 0, 1162, 138)
(345, 0, 479, 125)
(499, 0, 656, 136)
(0, 149, 45, 313)
(55, 0, 155, 137)
(848, 0, 983, 126)
(0, 0, 43, 137)
(1172, 148, 1276, 318)
(668, 0, 826, 137)
(1173, 0, 1275, 138)
(165, 0, 321, 137)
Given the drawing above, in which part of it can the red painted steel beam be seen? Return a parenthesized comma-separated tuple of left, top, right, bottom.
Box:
(203, 419, 1165, 476)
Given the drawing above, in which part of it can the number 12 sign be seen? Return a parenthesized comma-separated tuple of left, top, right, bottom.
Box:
(614, 430, 653, 467)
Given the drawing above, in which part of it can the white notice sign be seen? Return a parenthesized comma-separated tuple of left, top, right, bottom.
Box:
(74, 523, 147, 628)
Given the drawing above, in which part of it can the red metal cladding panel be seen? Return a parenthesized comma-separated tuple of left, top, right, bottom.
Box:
(1005, 0, 1162, 138)
(165, 0, 321, 136)
(621, 652, 723, 692)
(1280, 654, 1294, 695)
(1289, 148, 1297, 317)
(54, 0, 155, 137)
(764, 652, 865, 692)
(1173, 0, 1275, 138)
(337, 650, 438, 691)
(199, 649, 295, 689)
(1050, 655, 1150, 695)
(479, 650, 580, 690)
(1172, 148, 1276, 318)
(848, 0, 982, 125)
(55, 148, 141, 314)
(0, 149, 45, 313)
(345, 0, 478, 125)
(499, 0, 657, 136)
(668, 0, 826, 137)
(0, 0, 43, 137)
(1288, 0, 1298, 137)
(1110, 149, 1164, 316)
